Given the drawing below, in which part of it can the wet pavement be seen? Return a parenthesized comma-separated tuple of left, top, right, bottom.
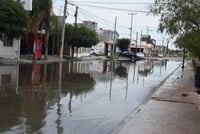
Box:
(0, 57, 182, 134)
(113, 61, 200, 134)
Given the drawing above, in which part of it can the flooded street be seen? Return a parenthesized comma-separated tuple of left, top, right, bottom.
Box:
(0, 59, 181, 134)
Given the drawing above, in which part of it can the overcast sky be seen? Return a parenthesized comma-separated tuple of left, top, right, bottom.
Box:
(52, 0, 175, 49)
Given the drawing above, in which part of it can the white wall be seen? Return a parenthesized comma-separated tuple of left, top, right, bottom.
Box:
(0, 39, 20, 59)
(74, 47, 90, 57)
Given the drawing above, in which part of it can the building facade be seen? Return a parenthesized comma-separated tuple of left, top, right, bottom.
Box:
(0, 0, 32, 59)
(0, 38, 20, 59)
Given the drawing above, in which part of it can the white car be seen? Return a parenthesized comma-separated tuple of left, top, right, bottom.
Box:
(158, 54, 164, 57)
(90, 48, 103, 56)
(136, 52, 145, 59)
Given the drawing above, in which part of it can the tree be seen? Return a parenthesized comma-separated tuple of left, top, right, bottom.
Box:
(150, 0, 200, 59)
(116, 38, 130, 52)
(175, 30, 200, 59)
(28, 0, 52, 59)
(50, 15, 62, 55)
(65, 25, 99, 58)
(0, 0, 28, 39)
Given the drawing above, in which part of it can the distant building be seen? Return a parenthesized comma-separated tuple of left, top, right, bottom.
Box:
(82, 21, 97, 31)
(129, 35, 156, 57)
(130, 41, 155, 57)
(76, 21, 98, 32)
(96, 29, 120, 56)
(97, 29, 119, 42)
(154, 45, 167, 56)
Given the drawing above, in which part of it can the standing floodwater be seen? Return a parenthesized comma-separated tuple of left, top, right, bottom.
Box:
(0, 59, 180, 134)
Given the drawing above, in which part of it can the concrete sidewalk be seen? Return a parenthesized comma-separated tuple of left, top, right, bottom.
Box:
(112, 61, 200, 134)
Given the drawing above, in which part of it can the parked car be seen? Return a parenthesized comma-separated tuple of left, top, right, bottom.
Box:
(158, 53, 164, 57)
(120, 51, 138, 60)
(136, 52, 145, 59)
(90, 48, 103, 56)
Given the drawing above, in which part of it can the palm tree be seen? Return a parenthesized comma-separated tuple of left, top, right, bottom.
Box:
(27, 0, 52, 59)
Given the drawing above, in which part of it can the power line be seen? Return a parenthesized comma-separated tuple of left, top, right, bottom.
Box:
(77, 6, 129, 30)
(78, 7, 115, 28)
(53, 1, 158, 39)
(54, 3, 130, 32)
(77, 10, 130, 36)
(78, 10, 95, 22)
(54, 2, 151, 29)
(69, 1, 153, 5)
(79, 7, 112, 23)
(74, 4, 149, 13)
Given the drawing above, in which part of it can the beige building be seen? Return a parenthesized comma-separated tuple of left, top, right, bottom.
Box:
(130, 40, 155, 57)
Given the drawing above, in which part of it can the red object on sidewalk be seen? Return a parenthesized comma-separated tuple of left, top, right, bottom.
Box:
(33, 34, 42, 60)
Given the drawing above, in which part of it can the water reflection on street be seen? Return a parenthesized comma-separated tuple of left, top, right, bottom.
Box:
(0, 59, 180, 134)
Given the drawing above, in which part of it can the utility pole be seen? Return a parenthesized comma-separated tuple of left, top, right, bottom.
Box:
(162, 37, 164, 56)
(140, 30, 142, 52)
(136, 32, 138, 53)
(74, 6, 78, 30)
(128, 12, 137, 45)
(112, 17, 117, 57)
(60, 0, 68, 59)
(74, 6, 78, 58)
(166, 39, 169, 56)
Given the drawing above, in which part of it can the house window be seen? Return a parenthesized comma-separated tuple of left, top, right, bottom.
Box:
(2, 35, 13, 47)
(2, 75, 11, 85)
